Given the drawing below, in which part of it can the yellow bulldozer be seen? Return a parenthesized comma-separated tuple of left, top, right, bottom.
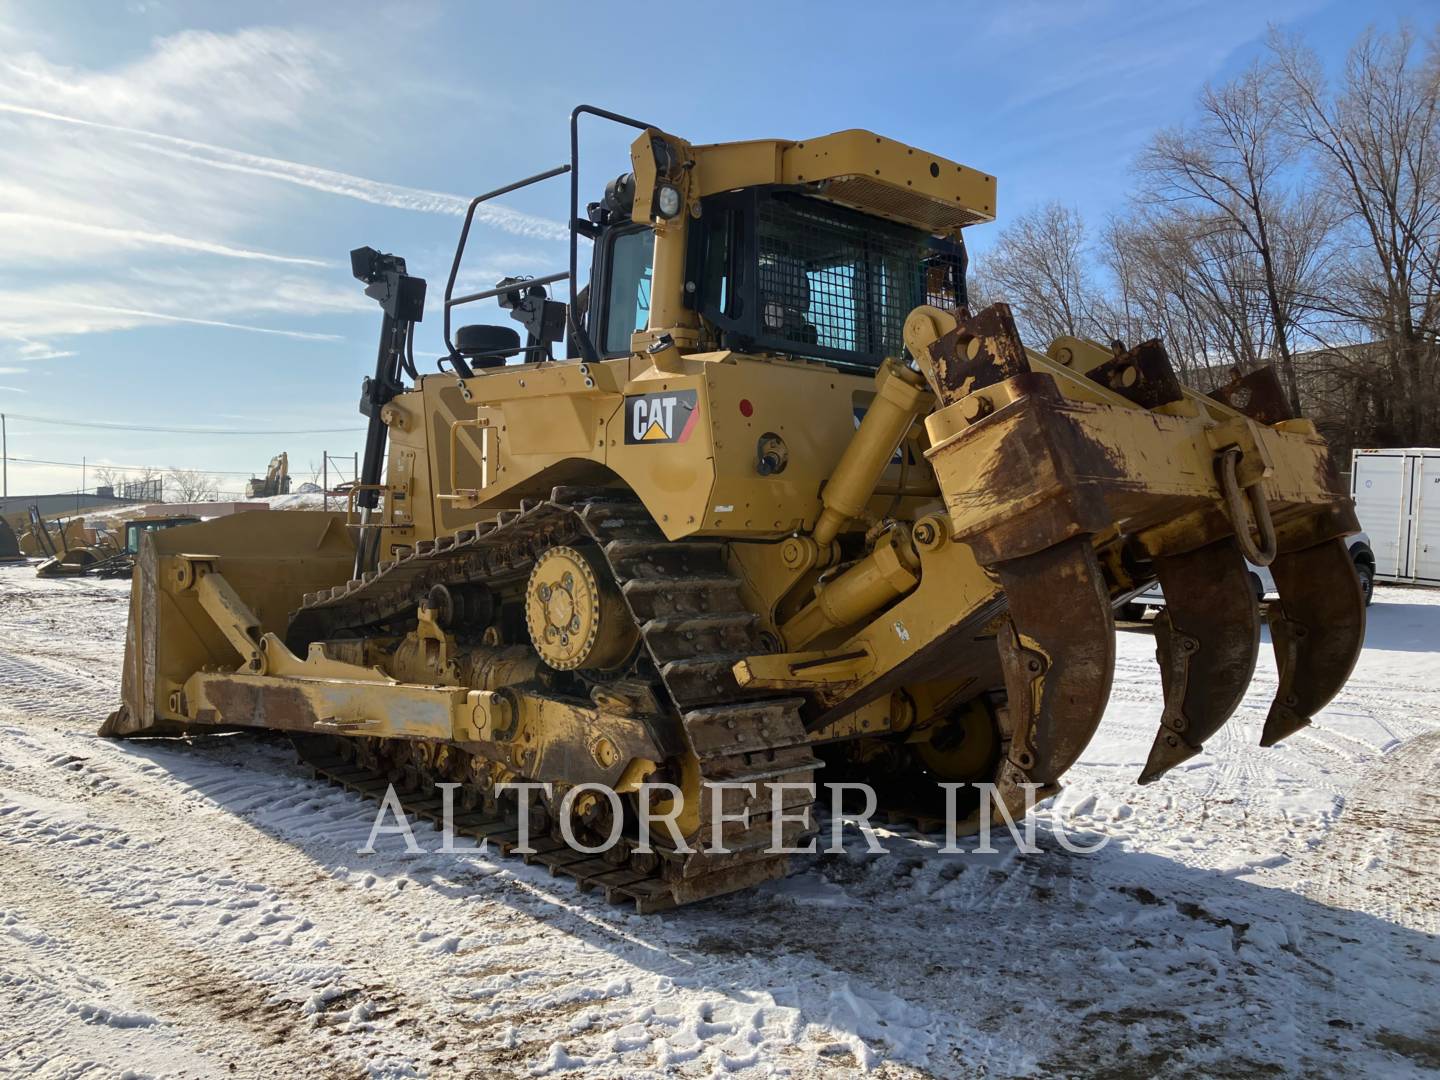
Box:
(103, 107, 1364, 910)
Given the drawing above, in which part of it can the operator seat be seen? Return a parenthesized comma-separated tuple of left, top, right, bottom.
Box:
(758, 254, 819, 346)
(455, 324, 522, 370)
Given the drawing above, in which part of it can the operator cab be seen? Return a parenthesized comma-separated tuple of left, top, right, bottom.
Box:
(440, 107, 988, 378)
(583, 182, 967, 371)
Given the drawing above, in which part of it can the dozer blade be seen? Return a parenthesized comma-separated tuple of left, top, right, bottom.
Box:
(1260, 536, 1366, 747)
(104, 511, 355, 739)
(1139, 537, 1261, 784)
(993, 536, 1116, 791)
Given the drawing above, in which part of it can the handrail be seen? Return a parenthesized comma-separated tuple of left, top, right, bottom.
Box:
(440, 105, 659, 367)
(442, 164, 571, 357)
(450, 270, 571, 308)
(568, 105, 655, 362)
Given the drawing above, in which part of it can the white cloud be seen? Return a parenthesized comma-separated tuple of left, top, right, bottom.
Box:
(4, 299, 343, 342)
(0, 102, 568, 241)
(0, 265, 374, 346)
(0, 211, 329, 266)
(0, 28, 330, 131)
(136, 141, 568, 240)
(14, 339, 73, 361)
(0, 332, 75, 366)
(0, 24, 563, 356)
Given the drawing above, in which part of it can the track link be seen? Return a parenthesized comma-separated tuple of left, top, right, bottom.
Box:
(294, 740, 779, 914)
(288, 487, 820, 910)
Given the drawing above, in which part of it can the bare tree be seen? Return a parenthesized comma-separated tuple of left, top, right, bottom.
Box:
(1096, 212, 1225, 384)
(958, 23, 1433, 460)
(92, 465, 126, 494)
(1137, 63, 1331, 412)
(970, 202, 1098, 348)
(94, 464, 165, 500)
(133, 466, 164, 501)
(165, 467, 218, 502)
(1270, 26, 1440, 447)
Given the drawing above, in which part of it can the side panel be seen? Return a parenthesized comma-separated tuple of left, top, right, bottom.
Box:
(442, 354, 906, 541)
(1412, 453, 1440, 585)
(418, 379, 501, 538)
(1353, 450, 1411, 580)
(698, 360, 936, 534)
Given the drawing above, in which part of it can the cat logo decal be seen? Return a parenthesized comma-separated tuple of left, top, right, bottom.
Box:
(625, 389, 699, 444)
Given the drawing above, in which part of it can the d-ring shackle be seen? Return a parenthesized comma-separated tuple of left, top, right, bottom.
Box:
(1216, 446, 1277, 567)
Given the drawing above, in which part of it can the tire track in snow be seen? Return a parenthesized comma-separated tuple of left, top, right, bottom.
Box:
(0, 846, 368, 1078)
(1301, 730, 1440, 934)
(2, 723, 904, 1076)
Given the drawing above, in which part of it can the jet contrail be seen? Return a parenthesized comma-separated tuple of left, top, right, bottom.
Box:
(10, 301, 344, 342)
(0, 101, 570, 241)
(0, 212, 331, 266)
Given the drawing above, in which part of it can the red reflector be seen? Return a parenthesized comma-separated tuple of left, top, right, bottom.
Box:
(739, 399, 754, 417)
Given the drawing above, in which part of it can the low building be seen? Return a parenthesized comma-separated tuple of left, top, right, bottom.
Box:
(0, 492, 147, 527)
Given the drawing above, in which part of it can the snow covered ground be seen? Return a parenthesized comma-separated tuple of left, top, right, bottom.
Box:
(0, 563, 1436, 1079)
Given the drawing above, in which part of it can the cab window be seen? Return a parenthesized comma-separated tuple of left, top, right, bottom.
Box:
(604, 229, 654, 353)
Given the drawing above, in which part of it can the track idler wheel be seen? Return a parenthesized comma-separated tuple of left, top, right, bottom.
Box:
(1260, 537, 1366, 747)
(1139, 537, 1261, 783)
(993, 537, 1116, 801)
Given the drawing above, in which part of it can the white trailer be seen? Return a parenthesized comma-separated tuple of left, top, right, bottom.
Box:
(1352, 448, 1440, 586)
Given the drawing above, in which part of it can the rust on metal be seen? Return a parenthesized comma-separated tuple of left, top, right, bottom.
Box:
(993, 536, 1116, 786)
(1140, 537, 1261, 783)
(930, 376, 1115, 564)
(1085, 339, 1185, 409)
(925, 302, 1032, 404)
(202, 680, 325, 733)
(1216, 447, 1279, 567)
(1209, 366, 1295, 425)
(1262, 536, 1366, 747)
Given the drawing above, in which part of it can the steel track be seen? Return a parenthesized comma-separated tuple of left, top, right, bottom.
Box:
(287, 487, 821, 910)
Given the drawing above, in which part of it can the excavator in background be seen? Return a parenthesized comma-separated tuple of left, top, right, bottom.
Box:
(102, 107, 1365, 910)
(246, 453, 291, 499)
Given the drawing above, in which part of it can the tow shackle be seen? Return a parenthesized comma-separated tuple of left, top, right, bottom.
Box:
(1216, 446, 1277, 567)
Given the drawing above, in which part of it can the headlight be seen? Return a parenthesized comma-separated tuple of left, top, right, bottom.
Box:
(655, 183, 683, 219)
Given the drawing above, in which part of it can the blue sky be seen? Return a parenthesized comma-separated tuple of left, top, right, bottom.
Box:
(0, 0, 1431, 496)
